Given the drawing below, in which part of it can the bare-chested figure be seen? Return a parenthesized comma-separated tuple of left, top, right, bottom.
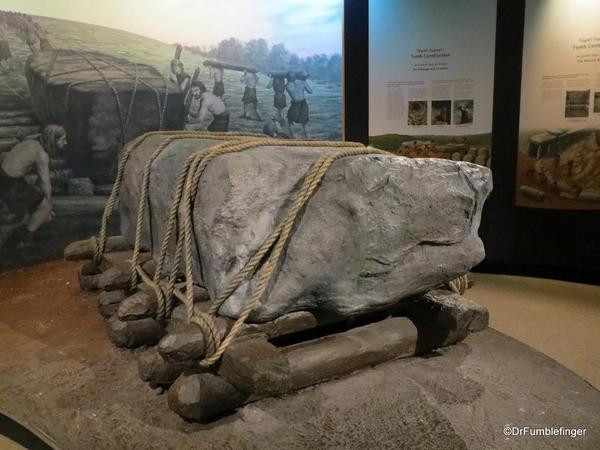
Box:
(0, 125, 67, 247)
(266, 73, 287, 122)
(286, 71, 312, 138)
(240, 70, 261, 121)
(211, 66, 225, 98)
(188, 82, 229, 131)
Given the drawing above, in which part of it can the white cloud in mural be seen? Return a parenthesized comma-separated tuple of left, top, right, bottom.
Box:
(2, 0, 342, 56)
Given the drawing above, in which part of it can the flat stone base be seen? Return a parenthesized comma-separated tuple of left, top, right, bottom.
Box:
(0, 260, 599, 449)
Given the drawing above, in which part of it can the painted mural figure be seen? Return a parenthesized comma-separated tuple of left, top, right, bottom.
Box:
(266, 74, 287, 122)
(0, 126, 67, 248)
(211, 66, 225, 98)
(240, 70, 261, 121)
(170, 59, 191, 100)
(189, 81, 230, 132)
(286, 71, 312, 138)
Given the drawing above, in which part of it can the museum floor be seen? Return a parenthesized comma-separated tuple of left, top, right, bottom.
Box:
(468, 273, 600, 389)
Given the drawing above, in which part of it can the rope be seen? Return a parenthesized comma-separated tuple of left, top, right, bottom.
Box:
(448, 274, 469, 295)
(92, 131, 266, 265)
(145, 138, 387, 367)
(193, 144, 390, 367)
(95, 132, 393, 368)
(129, 134, 264, 293)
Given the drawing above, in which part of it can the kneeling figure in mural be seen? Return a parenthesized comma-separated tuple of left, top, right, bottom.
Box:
(0, 125, 67, 247)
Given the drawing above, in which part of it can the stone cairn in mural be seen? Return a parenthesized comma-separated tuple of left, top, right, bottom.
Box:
(26, 49, 187, 184)
(65, 131, 492, 422)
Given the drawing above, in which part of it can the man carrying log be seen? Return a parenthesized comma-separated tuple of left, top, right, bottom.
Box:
(210, 66, 225, 98)
(266, 73, 287, 122)
(188, 81, 229, 132)
(169, 59, 191, 101)
(286, 71, 312, 138)
(240, 70, 261, 121)
(0, 125, 67, 247)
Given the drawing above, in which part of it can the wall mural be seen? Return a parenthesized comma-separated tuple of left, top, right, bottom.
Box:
(0, 1, 343, 270)
(368, 0, 496, 169)
(516, 0, 600, 209)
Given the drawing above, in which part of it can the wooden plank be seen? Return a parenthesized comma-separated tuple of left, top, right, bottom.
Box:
(0, 109, 33, 119)
(0, 116, 36, 126)
(0, 137, 18, 151)
(0, 125, 41, 139)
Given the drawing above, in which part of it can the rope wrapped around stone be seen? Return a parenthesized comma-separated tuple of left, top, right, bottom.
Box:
(92, 131, 267, 267)
(96, 133, 397, 367)
(173, 140, 391, 368)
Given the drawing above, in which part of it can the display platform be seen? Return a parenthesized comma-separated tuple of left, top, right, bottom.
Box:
(0, 261, 599, 449)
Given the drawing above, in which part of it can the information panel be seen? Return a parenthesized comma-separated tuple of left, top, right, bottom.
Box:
(516, 0, 600, 209)
(369, 0, 496, 168)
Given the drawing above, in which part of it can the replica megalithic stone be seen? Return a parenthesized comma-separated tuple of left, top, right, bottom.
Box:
(118, 136, 492, 323)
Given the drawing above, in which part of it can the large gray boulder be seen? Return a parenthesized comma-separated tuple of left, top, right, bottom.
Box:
(120, 135, 492, 322)
(26, 50, 186, 183)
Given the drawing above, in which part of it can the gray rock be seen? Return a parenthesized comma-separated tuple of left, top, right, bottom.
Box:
(120, 139, 492, 322)
(67, 177, 95, 196)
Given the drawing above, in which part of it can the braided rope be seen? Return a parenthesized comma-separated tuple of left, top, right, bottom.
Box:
(448, 274, 469, 295)
(92, 131, 265, 265)
(192, 144, 390, 367)
(130, 134, 263, 292)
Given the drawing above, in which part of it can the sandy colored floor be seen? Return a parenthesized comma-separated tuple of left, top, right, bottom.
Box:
(467, 273, 600, 389)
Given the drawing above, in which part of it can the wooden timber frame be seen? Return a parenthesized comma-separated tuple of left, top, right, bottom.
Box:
(70, 237, 488, 422)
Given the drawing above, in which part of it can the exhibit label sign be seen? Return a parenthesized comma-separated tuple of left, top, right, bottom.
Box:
(368, 0, 497, 168)
(516, 0, 600, 209)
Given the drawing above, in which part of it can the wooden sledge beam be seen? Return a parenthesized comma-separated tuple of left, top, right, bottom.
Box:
(169, 316, 418, 421)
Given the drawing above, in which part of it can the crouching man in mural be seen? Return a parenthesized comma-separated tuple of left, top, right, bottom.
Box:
(286, 71, 312, 138)
(187, 81, 229, 132)
(0, 125, 67, 247)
